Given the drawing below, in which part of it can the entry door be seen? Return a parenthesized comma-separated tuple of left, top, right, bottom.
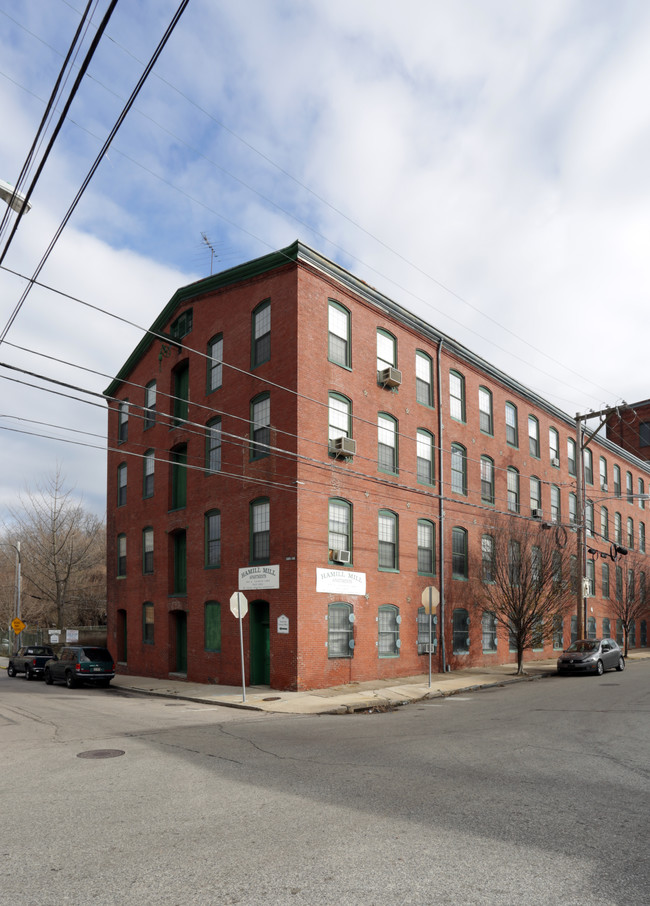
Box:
(250, 600, 270, 685)
(174, 611, 187, 674)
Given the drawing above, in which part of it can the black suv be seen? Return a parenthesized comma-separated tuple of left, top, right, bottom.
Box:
(44, 646, 115, 689)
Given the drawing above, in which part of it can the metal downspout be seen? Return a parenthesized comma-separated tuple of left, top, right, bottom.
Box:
(437, 339, 447, 671)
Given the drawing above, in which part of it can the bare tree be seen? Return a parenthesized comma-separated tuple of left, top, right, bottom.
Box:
(472, 516, 575, 675)
(607, 550, 647, 656)
(3, 468, 105, 629)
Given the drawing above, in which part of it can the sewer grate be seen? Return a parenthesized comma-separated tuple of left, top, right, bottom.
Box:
(77, 749, 125, 759)
(263, 696, 282, 701)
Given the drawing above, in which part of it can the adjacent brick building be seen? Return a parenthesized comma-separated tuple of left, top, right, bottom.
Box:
(105, 241, 650, 690)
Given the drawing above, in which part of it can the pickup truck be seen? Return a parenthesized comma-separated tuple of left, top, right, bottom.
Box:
(7, 646, 57, 680)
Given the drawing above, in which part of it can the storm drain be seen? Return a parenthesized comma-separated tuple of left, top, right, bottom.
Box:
(77, 749, 125, 759)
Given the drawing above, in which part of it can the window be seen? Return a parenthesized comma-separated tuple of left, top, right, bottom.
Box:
(117, 463, 127, 507)
(452, 608, 470, 654)
(377, 329, 396, 372)
(600, 457, 608, 491)
(417, 520, 435, 575)
(328, 301, 351, 368)
(570, 615, 577, 644)
(416, 430, 435, 485)
(416, 351, 433, 406)
(252, 300, 271, 368)
(615, 565, 623, 602)
(142, 527, 153, 575)
(417, 608, 437, 653)
(172, 361, 189, 425)
(207, 334, 223, 393)
(600, 505, 609, 540)
(586, 560, 595, 597)
(549, 428, 559, 465)
(482, 611, 497, 652)
(627, 517, 634, 549)
(551, 485, 561, 523)
(641, 574, 647, 605)
(451, 443, 467, 495)
(328, 393, 351, 440)
(328, 603, 353, 657)
(508, 540, 521, 586)
(378, 604, 400, 657)
(586, 500, 594, 536)
(378, 414, 398, 474)
(638, 478, 645, 508)
(479, 387, 493, 435)
(640, 422, 650, 447)
(170, 445, 187, 510)
(626, 471, 634, 503)
(205, 510, 221, 568)
(143, 450, 154, 499)
(616, 618, 624, 646)
(205, 418, 222, 473)
(567, 438, 576, 476)
(602, 563, 610, 599)
(143, 602, 154, 644)
(552, 615, 563, 650)
(250, 498, 270, 564)
(640, 521, 646, 553)
(481, 456, 495, 504)
(629, 569, 636, 602)
(530, 476, 542, 513)
(614, 512, 622, 544)
(613, 465, 621, 497)
(528, 416, 540, 458)
(505, 402, 518, 447)
(172, 530, 187, 594)
(531, 545, 542, 586)
(569, 492, 577, 527)
(378, 511, 398, 571)
(507, 467, 520, 513)
(482, 534, 495, 583)
(449, 370, 465, 422)
(118, 400, 129, 443)
(205, 601, 221, 652)
(144, 381, 156, 429)
(170, 308, 193, 340)
(250, 393, 270, 459)
(329, 498, 352, 562)
(451, 527, 468, 579)
(584, 447, 593, 485)
(117, 534, 126, 577)
(532, 616, 544, 650)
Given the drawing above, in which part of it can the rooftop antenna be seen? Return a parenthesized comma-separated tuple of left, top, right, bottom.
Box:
(201, 232, 217, 275)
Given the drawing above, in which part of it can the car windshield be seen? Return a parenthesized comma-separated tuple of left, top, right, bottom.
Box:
(566, 640, 598, 653)
(80, 648, 112, 661)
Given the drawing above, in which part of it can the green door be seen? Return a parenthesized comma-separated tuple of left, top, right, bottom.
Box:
(250, 600, 270, 685)
(175, 611, 187, 674)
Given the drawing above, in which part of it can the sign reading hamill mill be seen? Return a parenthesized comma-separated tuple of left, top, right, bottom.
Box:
(238, 565, 280, 590)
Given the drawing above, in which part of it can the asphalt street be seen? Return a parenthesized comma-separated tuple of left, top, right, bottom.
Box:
(1, 661, 648, 905)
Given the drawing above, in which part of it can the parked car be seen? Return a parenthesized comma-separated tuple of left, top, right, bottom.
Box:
(557, 638, 625, 676)
(7, 646, 56, 680)
(44, 646, 115, 689)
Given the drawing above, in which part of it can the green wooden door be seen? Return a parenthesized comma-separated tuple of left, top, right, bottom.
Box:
(250, 600, 270, 685)
(175, 611, 187, 674)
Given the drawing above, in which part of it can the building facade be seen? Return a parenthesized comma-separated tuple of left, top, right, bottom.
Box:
(105, 242, 650, 690)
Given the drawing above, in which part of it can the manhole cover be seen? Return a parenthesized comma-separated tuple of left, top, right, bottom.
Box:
(77, 749, 125, 759)
(263, 696, 281, 701)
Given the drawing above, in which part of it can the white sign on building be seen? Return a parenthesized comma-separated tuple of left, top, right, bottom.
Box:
(316, 568, 366, 596)
(277, 615, 289, 634)
(238, 565, 280, 590)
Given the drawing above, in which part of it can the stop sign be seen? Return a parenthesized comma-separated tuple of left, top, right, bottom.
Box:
(230, 591, 248, 618)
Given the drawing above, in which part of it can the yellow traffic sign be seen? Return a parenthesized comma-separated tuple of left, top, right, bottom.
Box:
(11, 617, 26, 634)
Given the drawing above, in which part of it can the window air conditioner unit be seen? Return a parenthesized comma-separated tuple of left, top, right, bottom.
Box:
(531, 508, 543, 519)
(332, 549, 351, 564)
(601, 482, 608, 491)
(329, 436, 356, 456)
(551, 457, 560, 468)
(421, 642, 437, 654)
(378, 366, 402, 388)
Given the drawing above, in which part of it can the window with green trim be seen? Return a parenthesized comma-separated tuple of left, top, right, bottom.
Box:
(584, 448, 593, 485)
(205, 601, 221, 652)
(452, 607, 469, 653)
(530, 476, 542, 513)
(170, 445, 187, 509)
(117, 533, 126, 577)
(143, 450, 154, 499)
(328, 603, 354, 658)
(143, 602, 154, 644)
(482, 534, 495, 583)
(417, 519, 435, 575)
(378, 413, 398, 474)
(416, 351, 433, 406)
(252, 300, 271, 368)
(144, 380, 156, 429)
(528, 415, 540, 458)
(142, 527, 153, 575)
(378, 604, 400, 657)
(328, 301, 351, 368)
(172, 360, 189, 425)
(449, 370, 465, 422)
(567, 438, 576, 476)
(451, 527, 468, 579)
(118, 400, 129, 443)
(328, 498, 352, 562)
(451, 443, 467, 495)
(613, 464, 621, 497)
(377, 328, 396, 371)
(378, 510, 398, 570)
(417, 429, 435, 485)
(170, 308, 193, 340)
(481, 455, 494, 504)
(549, 427, 559, 465)
(250, 393, 270, 460)
(479, 387, 493, 435)
(205, 418, 222, 473)
(600, 505, 609, 539)
(505, 402, 518, 447)
(205, 510, 221, 568)
(117, 462, 127, 507)
(250, 498, 270, 564)
(507, 467, 520, 513)
(482, 611, 497, 652)
(207, 334, 223, 393)
(328, 392, 351, 441)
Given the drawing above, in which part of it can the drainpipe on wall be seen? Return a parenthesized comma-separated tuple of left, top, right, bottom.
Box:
(437, 339, 448, 671)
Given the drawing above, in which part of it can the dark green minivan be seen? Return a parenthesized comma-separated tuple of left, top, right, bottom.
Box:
(44, 646, 115, 689)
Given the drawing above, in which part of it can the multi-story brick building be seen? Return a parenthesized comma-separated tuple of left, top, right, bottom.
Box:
(606, 400, 650, 462)
(105, 241, 650, 690)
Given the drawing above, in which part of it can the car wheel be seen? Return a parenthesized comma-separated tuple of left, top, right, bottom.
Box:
(7, 664, 16, 677)
(596, 659, 604, 676)
(24, 666, 33, 681)
(65, 672, 77, 689)
(44, 669, 53, 685)
(616, 656, 625, 672)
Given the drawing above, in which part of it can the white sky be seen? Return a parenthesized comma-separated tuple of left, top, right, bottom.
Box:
(1, 0, 649, 518)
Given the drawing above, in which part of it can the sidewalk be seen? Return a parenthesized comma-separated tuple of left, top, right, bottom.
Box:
(3, 652, 648, 715)
(109, 650, 650, 714)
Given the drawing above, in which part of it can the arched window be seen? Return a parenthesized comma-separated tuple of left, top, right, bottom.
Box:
(507, 467, 520, 513)
(142, 527, 154, 575)
(452, 608, 470, 653)
(417, 520, 435, 575)
(481, 455, 494, 504)
(505, 402, 518, 447)
(252, 299, 271, 367)
(481, 611, 497, 652)
(142, 602, 154, 644)
(528, 415, 540, 458)
(328, 392, 352, 440)
(205, 418, 222, 473)
(328, 603, 354, 658)
(328, 301, 351, 368)
(207, 334, 223, 392)
(329, 498, 352, 563)
(449, 370, 466, 422)
(416, 351, 434, 406)
(250, 393, 271, 459)
(479, 387, 493, 435)
(205, 510, 221, 568)
(378, 604, 400, 657)
(451, 527, 468, 579)
(378, 413, 398, 474)
(451, 443, 467, 495)
(417, 429, 435, 485)
(378, 511, 398, 571)
(250, 498, 270, 564)
(143, 450, 154, 498)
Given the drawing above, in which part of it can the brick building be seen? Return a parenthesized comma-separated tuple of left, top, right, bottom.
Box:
(606, 400, 650, 462)
(105, 241, 650, 690)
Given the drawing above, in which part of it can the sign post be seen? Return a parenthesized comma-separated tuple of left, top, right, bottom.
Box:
(229, 592, 248, 702)
(421, 586, 440, 688)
